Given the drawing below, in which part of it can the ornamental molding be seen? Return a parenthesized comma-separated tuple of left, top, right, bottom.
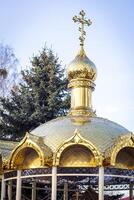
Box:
(8, 133, 45, 170)
(68, 68, 96, 81)
(110, 133, 134, 166)
(68, 108, 96, 119)
(53, 129, 103, 166)
(68, 78, 95, 89)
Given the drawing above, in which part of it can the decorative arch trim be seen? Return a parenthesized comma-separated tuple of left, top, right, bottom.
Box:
(53, 129, 103, 166)
(8, 133, 45, 169)
(110, 133, 134, 166)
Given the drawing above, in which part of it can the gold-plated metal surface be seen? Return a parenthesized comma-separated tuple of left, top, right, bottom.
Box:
(71, 86, 91, 108)
(53, 129, 103, 166)
(8, 133, 52, 170)
(11, 147, 41, 169)
(1, 116, 132, 170)
(73, 10, 92, 48)
(59, 144, 95, 167)
(8, 133, 44, 169)
(67, 56, 97, 119)
(116, 147, 134, 169)
(31, 116, 130, 156)
(67, 55, 97, 81)
(67, 10, 97, 119)
(110, 133, 134, 169)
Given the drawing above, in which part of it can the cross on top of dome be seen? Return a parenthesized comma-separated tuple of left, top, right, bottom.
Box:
(73, 10, 92, 48)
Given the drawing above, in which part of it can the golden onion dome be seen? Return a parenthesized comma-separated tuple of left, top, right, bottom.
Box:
(67, 49, 97, 81)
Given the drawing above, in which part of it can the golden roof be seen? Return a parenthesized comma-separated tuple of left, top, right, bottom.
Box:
(0, 116, 133, 169)
(31, 116, 130, 154)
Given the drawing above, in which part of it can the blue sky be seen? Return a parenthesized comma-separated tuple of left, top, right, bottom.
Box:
(0, 0, 134, 131)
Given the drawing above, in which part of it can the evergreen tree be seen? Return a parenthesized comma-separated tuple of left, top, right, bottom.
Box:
(0, 47, 70, 140)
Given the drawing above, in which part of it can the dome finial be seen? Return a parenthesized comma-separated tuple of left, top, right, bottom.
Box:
(68, 11, 96, 120)
(72, 10, 92, 55)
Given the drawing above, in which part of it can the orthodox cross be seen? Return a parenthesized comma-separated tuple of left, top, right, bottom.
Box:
(73, 10, 92, 48)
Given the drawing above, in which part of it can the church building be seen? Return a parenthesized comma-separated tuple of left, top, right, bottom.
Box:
(0, 10, 134, 200)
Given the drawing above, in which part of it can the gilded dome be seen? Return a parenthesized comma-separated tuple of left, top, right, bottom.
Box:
(30, 11, 133, 169)
(31, 116, 130, 154)
(67, 50, 97, 81)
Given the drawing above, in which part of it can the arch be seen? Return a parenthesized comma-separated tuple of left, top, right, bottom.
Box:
(115, 147, 134, 169)
(8, 134, 45, 169)
(53, 129, 103, 166)
(59, 144, 96, 167)
(11, 147, 41, 169)
(111, 133, 134, 169)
